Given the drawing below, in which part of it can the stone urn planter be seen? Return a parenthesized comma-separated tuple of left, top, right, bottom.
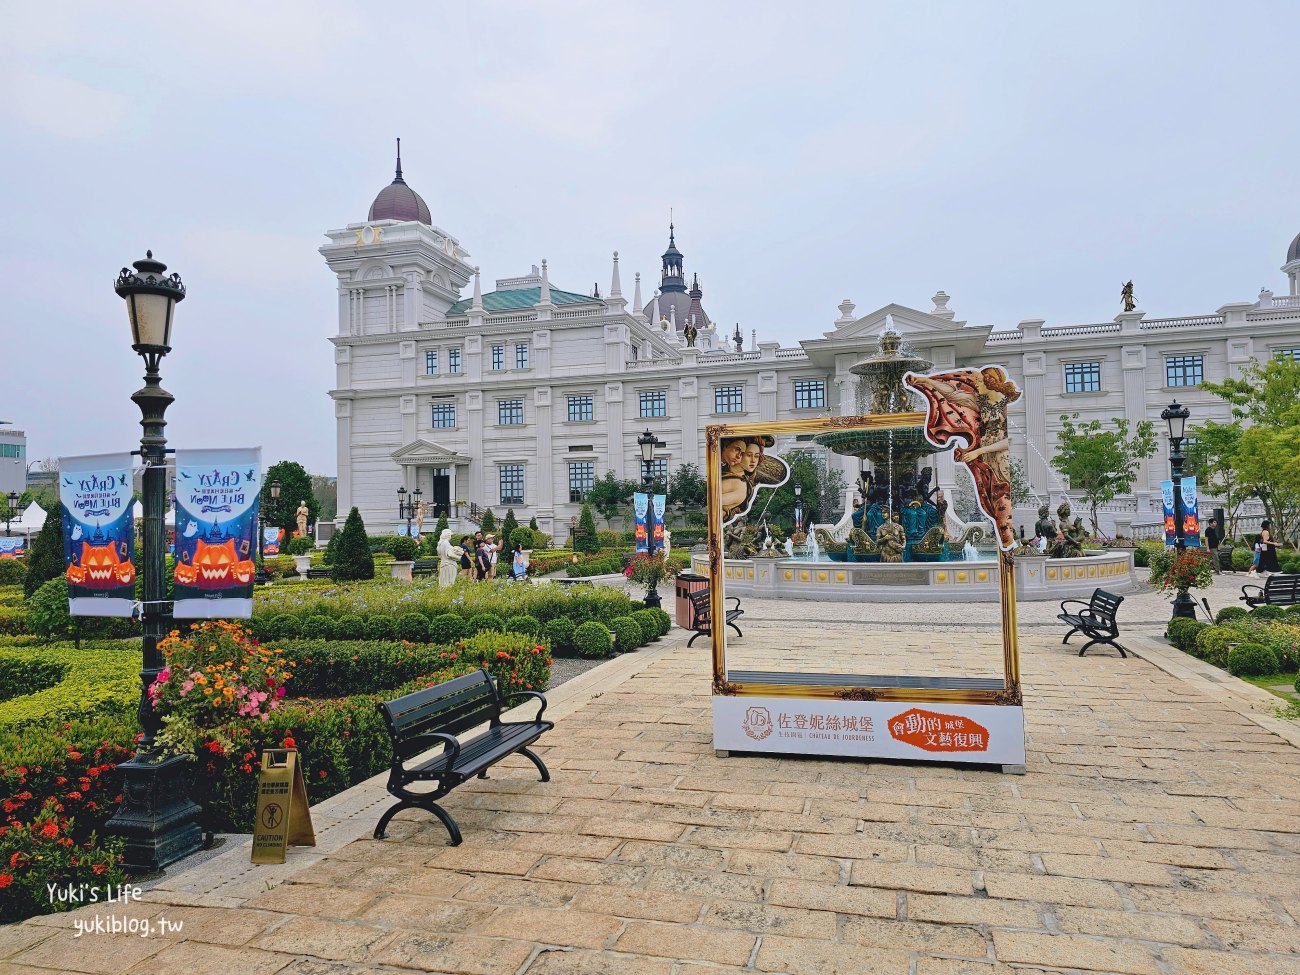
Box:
(293, 554, 313, 577)
(390, 560, 414, 582)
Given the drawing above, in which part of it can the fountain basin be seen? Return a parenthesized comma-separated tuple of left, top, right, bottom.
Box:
(692, 550, 1135, 602)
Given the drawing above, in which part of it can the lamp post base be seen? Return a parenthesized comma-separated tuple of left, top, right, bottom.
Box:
(1171, 588, 1197, 621)
(105, 753, 204, 872)
(643, 586, 662, 610)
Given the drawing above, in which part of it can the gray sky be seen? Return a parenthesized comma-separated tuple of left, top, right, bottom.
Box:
(4, 1, 1296, 477)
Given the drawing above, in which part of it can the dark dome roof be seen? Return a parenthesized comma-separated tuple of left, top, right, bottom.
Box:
(369, 177, 431, 225)
(367, 139, 431, 225)
(1288, 231, 1300, 264)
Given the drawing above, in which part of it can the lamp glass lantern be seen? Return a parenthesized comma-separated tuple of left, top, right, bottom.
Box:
(638, 429, 657, 465)
(270, 479, 281, 501)
(114, 251, 185, 352)
(1161, 400, 1189, 443)
(6, 491, 16, 511)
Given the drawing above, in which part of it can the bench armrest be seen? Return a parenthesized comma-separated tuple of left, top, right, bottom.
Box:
(395, 731, 461, 772)
(502, 690, 548, 723)
(726, 596, 743, 611)
(1240, 585, 1264, 600)
(1059, 598, 1090, 614)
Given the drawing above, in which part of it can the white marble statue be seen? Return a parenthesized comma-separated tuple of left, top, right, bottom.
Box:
(662, 528, 671, 559)
(436, 529, 459, 587)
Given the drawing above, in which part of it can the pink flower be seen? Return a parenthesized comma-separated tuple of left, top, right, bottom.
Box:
(260, 713, 269, 722)
(275, 686, 286, 698)
(181, 680, 194, 694)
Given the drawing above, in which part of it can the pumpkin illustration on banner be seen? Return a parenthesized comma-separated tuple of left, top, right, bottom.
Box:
(66, 539, 135, 587)
(174, 537, 256, 587)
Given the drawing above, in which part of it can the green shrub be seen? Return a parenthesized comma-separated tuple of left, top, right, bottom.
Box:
(364, 615, 397, 640)
(574, 505, 600, 554)
(332, 507, 375, 582)
(631, 609, 662, 644)
(453, 630, 551, 693)
(1195, 626, 1239, 668)
(609, 616, 643, 653)
(395, 612, 431, 643)
(300, 614, 335, 640)
(429, 613, 465, 644)
(0, 642, 139, 731)
(388, 536, 419, 562)
(1231, 545, 1253, 571)
(1215, 606, 1249, 625)
(1166, 617, 1206, 653)
(566, 553, 624, 578)
(0, 560, 27, 586)
(0, 654, 66, 702)
(542, 616, 575, 653)
(511, 527, 535, 550)
(27, 578, 75, 640)
(23, 514, 63, 599)
(335, 613, 367, 640)
(501, 509, 519, 547)
(1250, 605, 1286, 621)
(479, 508, 497, 533)
(0, 603, 30, 636)
(1228, 641, 1279, 677)
(652, 607, 673, 636)
(268, 614, 303, 640)
(596, 529, 622, 549)
(467, 612, 505, 635)
(285, 535, 314, 556)
(504, 614, 540, 637)
(573, 620, 614, 658)
(322, 526, 341, 565)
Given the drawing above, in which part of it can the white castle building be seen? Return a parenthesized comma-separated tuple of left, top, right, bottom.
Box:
(323, 151, 1300, 538)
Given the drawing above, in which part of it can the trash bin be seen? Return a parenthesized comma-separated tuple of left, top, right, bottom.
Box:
(1218, 545, 1234, 572)
(675, 572, 709, 629)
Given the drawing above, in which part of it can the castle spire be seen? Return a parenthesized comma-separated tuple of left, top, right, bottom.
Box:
(610, 251, 622, 297)
(633, 271, 643, 318)
(395, 137, 405, 183)
(659, 220, 686, 295)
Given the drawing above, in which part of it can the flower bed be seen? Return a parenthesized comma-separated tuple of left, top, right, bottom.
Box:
(1166, 607, 1300, 691)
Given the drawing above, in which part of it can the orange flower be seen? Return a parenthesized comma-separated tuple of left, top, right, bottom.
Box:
(39, 821, 58, 840)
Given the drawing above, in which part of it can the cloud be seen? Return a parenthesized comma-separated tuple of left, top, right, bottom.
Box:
(3, 70, 128, 140)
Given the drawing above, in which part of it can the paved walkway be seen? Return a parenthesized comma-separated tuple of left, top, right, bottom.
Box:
(4, 618, 1300, 975)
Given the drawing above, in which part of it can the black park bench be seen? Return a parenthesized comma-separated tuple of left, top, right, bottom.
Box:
(412, 558, 438, 577)
(1241, 573, 1300, 608)
(374, 668, 553, 845)
(687, 587, 744, 648)
(1058, 588, 1126, 658)
(303, 568, 332, 579)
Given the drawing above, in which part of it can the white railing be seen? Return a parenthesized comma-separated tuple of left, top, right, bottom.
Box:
(1269, 295, 1300, 308)
(986, 330, 1022, 342)
(491, 313, 539, 324)
(775, 348, 810, 359)
(625, 358, 683, 370)
(1040, 322, 1120, 337)
(553, 309, 601, 320)
(1139, 315, 1224, 330)
(701, 351, 762, 363)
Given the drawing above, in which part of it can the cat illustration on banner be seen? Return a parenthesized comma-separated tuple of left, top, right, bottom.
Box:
(904, 366, 1021, 551)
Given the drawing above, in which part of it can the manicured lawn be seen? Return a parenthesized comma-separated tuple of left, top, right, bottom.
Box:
(1241, 671, 1300, 705)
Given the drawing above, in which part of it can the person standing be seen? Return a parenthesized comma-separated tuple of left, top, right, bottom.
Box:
(1257, 520, 1282, 576)
(511, 543, 528, 581)
(1205, 517, 1222, 573)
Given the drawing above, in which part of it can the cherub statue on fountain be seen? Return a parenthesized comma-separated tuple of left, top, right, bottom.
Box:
(875, 509, 907, 563)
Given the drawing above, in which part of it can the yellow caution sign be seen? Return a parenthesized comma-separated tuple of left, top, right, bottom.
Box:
(251, 747, 316, 864)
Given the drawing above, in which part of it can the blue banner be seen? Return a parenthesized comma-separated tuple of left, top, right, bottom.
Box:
(60, 453, 136, 617)
(633, 492, 649, 554)
(1161, 480, 1175, 546)
(263, 526, 283, 556)
(1181, 476, 1201, 547)
(173, 448, 261, 619)
(652, 494, 666, 550)
(0, 537, 25, 559)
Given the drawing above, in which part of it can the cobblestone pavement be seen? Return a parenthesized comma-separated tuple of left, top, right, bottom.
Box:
(5, 621, 1300, 975)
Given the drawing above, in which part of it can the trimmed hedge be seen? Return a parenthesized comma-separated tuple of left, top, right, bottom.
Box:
(505, 614, 540, 637)
(573, 620, 614, 658)
(1227, 641, 1278, 677)
(541, 617, 575, 653)
(0, 642, 140, 731)
(1166, 618, 1207, 655)
(609, 616, 644, 654)
(429, 613, 465, 644)
(1250, 605, 1286, 622)
(1215, 606, 1249, 625)
(631, 609, 662, 644)
(467, 612, 505, 635)
(1195, 626, 1238, 668)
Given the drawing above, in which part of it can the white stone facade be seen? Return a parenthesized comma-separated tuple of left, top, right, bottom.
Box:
(323, 198, 1300, 539)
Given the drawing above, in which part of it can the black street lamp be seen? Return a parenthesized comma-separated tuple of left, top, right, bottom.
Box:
(794, 483, 803, 534)
(255, 480, 282, 583)
(397, 486, 422, 537)
(106, 251, 203, 870)
(637, 428, 663, 609)
(1161, 399, 1196, 621)
(3, 491, 19, 536)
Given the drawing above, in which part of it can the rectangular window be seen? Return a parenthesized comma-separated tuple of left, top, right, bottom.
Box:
(491, 345, 505, 370)
(647, 457, 669, 485)
(567, 395, 594, 422)
(424, 350, 438, 375)
(448, 348, 462, 374)
(499, 465, 524, 505)
(1165, 354, 1204, 387)
(1063, 361, 1101, 394)
(714, 385, 744, 414)
(0, 444, 22, 459)
(1276, 348, 1300, 361)
(568, 462, 594, 503)
(515, 343, 529, 369)
(639, 390, 667, 418)
(498, 399, 524, 425)
(793, 380, 826, 410)
(430, 402, 456, 428)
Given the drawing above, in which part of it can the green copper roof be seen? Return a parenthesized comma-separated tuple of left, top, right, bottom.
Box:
(448, 286, 597, 315)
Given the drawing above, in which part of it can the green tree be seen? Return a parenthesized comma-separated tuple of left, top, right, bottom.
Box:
(262, 461, 319, 537)
(1051, 414, 1159, 536)
(574, 504, 600, 553)
(309, 473, 337, 522)
(528, 516, 539, 530)
(667, 463, 707, 522)
(1184, 420, 1251, 538)
(479, 507, 497, 532)
(434, 511, 449, 536)
(589, 471, 635, 527)
(501, 509, 518, 546)
(1203, 356, 1300, 546)
(24, 513, 64, 599)
(331, 507, 374, 581)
